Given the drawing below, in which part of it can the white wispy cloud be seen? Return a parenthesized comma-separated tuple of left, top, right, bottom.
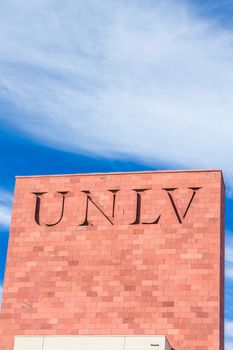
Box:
(226, 234, 233, 282)
(225, 319, 233, 348)
(0, 190, 13, 228)
(226, 234, 233, 260)
(1, 1, 233, 180)
(225, 320, 233, 338)
(225, 339, 233, 350)
(226, 267, 233, 280)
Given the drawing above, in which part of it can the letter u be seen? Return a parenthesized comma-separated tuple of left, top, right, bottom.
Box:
(32, 191, 69, 226)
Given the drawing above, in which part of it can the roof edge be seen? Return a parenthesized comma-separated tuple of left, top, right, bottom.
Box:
(15, 168, 224, 179)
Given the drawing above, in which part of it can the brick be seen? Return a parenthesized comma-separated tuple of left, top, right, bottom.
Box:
(0, 170, 224, 350)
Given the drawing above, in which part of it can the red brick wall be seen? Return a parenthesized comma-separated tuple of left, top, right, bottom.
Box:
(0, 170, 225, 350)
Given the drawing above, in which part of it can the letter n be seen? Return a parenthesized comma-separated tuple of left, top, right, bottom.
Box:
(79, 190, 119, 226)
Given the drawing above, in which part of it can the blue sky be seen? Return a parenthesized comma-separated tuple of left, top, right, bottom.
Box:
(0, 0, 233, 348)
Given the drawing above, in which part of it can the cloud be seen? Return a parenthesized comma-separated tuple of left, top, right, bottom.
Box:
(225, 340, 233, 350)
(225, 320, 233, 349)
(226, 266, 233, 279)
(226, 234, 233, 282)
(0, 190, 12, 228)
(226, 239, 233, 263)
(1, 1, 233, 183)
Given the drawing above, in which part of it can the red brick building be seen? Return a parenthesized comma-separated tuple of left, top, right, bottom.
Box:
(0, 170, 225, 349)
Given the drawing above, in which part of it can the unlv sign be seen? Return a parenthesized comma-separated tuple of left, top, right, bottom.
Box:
(32, 186, 201, 227)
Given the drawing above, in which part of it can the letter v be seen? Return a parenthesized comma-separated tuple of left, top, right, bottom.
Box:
(163, 187, 201, 223)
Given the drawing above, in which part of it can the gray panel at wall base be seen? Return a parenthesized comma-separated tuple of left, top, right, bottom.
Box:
(14, 336, 172, 350)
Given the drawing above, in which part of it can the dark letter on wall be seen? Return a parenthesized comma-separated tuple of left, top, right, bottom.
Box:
(32, 191, 69, 226)
(163, 187, 201, 223)
(79, 190, 119, 226)
(130, 189, 161, 225)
